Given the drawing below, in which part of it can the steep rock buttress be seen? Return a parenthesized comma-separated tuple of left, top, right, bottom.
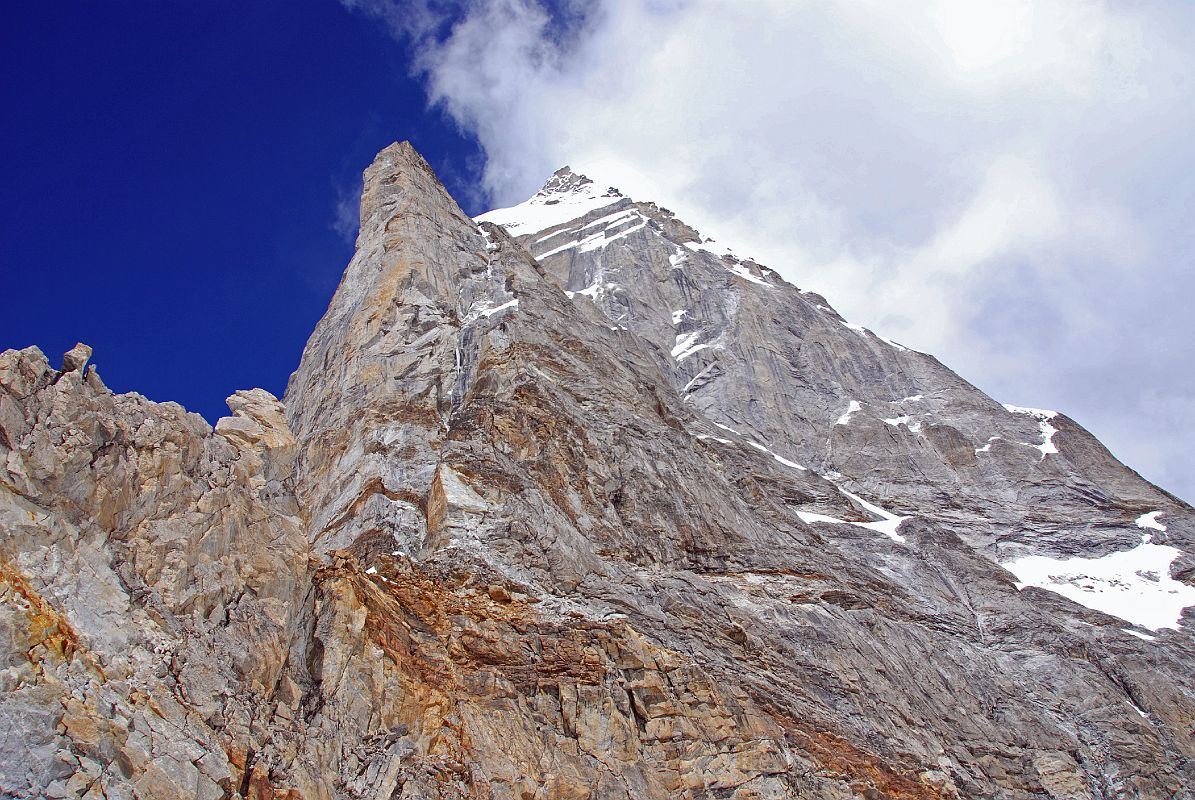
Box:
(0, 143, 1193, 799)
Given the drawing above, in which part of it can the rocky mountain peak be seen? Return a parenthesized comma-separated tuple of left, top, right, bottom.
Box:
(539, 165, 594, 194)
(535, 165, 626, 204)
(2, 141, 1194, 799)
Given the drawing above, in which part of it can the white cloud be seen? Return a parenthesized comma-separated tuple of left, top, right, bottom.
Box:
(348, 0, 1195, 502)
(332, 180, 363, 244)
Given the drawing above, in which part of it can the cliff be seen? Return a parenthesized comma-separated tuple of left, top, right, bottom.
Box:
(1, 142, 1192, 799)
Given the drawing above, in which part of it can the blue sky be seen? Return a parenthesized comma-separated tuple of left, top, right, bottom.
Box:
(4, 1, 1193, 502)
(2, 2, 483, 422)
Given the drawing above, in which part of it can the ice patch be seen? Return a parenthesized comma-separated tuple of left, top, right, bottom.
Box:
(770, 452, 807, 471)
(882, 415, 922, 433)
(835, 400, 861, 426)
(478, 299, 519, 318)
(742, 437, 807, 471)
(537, 207, 637, 242)
(726, 262, 772, 287)
(837, 488, 908, 542)
(477, 226, 498, 251)
(1136, 511, 1166, 534)
(672, 332, 700, 358)
(578, 220, 647, 253)
(696, 434, 734, 445)
(1002, 535, 1195, 631)
(797, 489, 906, 543)
(672, 331, 718, 362)
(676, 344, 714, 362)
(1135, 511, 1166, 544)
(1003, 404, 1059, 459)
(796, 511, 851, 526)
(974, 436, 1000, 454)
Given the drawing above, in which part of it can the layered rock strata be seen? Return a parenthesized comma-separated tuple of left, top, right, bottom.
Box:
(1, 143, 1192, 799)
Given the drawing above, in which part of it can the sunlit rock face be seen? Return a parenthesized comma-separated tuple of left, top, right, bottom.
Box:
(2, 142, 1194, 799)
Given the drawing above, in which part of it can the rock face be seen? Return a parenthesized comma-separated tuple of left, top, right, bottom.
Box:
(2, 142, 1193, 799)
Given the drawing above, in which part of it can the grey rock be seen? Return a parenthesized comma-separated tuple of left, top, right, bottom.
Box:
(0, 142, 1191, 799)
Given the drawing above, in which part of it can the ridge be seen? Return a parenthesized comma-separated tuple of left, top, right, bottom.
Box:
(478, 163, 1194, 632)
(1, 141, 1193, 799)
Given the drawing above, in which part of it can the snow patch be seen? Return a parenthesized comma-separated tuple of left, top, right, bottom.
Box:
(477, 226, 498, 251)
(696, 434, 734, 445)
(726, 262, 772, 288)
(579, 220, 647, 253)
(796, 511, 851, 526)
(891, 394, 924, 403)
(974, 436, 1000, 454)
(1135, 511, 1165, 545)
(771, 453, 807, 471)
(477, 176, 624, 236)
(671, 332, 700, 358)
(562, 207, 638, 239)
(837, 488, 908, 542)
(1136, 511, 1166, 537)
(672, 331, 719, 362)
(531, 209, 650, 257)
(835, 400, 861, 426)
(882, 415, 922, 433)
(671, 309, 687, 325)
(1003, 404, 1059, 459)
(1002, 534, 1195, 631)
(478, 299, 518, 318)
(741, 436, 807, 471)
(798, 487, 908, 542)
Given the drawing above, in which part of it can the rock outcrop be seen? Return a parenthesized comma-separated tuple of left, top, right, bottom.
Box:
(2, 142, 1193, 799)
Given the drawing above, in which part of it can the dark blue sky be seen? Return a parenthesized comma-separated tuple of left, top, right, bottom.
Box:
(2, 2, 484, 422)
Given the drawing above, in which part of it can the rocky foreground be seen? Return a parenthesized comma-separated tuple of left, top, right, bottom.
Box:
(1, 142, 1193, 799)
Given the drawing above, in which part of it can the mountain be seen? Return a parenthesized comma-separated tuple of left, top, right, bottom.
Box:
(1, 142, 1192, 800)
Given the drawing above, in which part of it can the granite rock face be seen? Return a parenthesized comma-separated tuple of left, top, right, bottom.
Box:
(2, 142, 1193, 799)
